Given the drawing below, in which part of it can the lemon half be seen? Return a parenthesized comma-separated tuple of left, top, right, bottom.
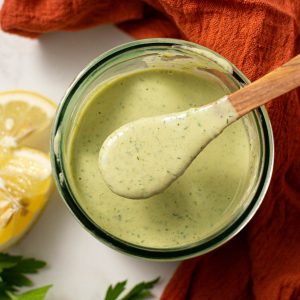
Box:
(0, 91, 56, 251)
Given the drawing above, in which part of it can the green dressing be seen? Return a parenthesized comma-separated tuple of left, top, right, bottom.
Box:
(98, 96, 238, 199)
(68, 68, 252, 248)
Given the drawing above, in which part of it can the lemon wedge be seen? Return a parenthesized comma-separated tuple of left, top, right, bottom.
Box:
(0, 147, 52, 250)
(0, 90, 57, 150)
(0, 91, 56, 251)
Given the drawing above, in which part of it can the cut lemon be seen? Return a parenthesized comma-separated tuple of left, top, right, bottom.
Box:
(0, 90, 57, 151)
(0, 90, 56, 251)
(0, 147, 52, 251)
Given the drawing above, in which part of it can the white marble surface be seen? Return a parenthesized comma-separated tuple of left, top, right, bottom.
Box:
(0, 24, 178, 299)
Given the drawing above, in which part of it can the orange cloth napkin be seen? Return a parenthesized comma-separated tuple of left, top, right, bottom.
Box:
(1, 1, 300, 299)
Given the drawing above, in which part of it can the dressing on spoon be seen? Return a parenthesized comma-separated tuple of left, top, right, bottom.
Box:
(99, 96, 237, 199)
(99, 54, 300, 199)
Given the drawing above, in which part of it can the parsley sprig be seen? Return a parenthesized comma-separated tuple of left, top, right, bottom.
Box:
(104, 277, 160, 300)
(0, 253, 51, 300)
(0, 253, 159, 300)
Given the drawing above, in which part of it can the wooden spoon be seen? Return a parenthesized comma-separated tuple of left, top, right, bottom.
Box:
(230, 54, 300, 115)
(99, 54, 300, 199)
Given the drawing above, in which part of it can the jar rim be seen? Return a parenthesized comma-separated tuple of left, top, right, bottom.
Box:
(51, 38, 274, 260)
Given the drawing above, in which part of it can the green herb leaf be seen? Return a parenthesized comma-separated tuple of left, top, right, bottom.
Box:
(123, 290, 151, 300)
(1, 272, 32, 288)
(0, 291, 11, 300)
(4, 291, 17, 300)
(0, 254, 50, 300)
(0, 254, 22, 263)
(8, 285, 52, 300)
(0, 262, 17, 273)
(10, 259, 46, 274)
(121, 277, 160, 300)
(104, 277, 159, 300)
(104, 281, 127, 300)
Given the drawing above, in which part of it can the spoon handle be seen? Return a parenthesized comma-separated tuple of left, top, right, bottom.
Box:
(229, 54, 300, 116)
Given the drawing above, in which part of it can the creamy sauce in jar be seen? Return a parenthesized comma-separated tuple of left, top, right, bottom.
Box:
(67, 68, 253, 249)
(99, 96, 238, 199)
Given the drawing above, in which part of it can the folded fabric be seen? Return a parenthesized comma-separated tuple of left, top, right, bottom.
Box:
(1, 0, 299, 299)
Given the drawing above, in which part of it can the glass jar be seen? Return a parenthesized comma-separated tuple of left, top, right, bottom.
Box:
(51, 39, 274, 260)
